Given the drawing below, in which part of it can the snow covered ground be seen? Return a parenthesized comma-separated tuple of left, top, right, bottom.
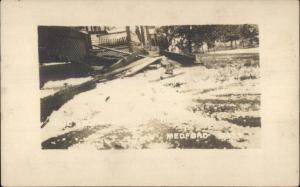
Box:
(40, 62, 72, 66)
(42, 55, 260, 149)
(41, 77, 93, 98)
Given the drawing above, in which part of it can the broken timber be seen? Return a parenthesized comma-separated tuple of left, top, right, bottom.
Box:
(124, 57, 162, 77)
(96, 56, 161, 78)
(92, 45, 146, 57)
(108, 53, 142, 72)
(160, 50, 195, 66)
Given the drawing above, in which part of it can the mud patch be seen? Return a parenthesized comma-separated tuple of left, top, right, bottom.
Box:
(197, 82, 242, 94)
(224, 116, 261, 127)
(42, 125, 109, 149)
(138, 120, 171, 148)
(164, 82, 186, 88)
(191, 97, 260, 116)
(138, 121, 235, 149)
(239, 75, 257, 81)
(167, 134, 235, 149)
(94, 127, 133, 149)
(201, 54, 259, 69)
(189, 93, 261, 130)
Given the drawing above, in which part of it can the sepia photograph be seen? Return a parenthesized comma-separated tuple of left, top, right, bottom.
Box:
(2, 0, 298, 186)
(39, 25, 260, 149)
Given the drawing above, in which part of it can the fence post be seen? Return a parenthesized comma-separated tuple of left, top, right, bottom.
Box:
(126, 26, 133, 52)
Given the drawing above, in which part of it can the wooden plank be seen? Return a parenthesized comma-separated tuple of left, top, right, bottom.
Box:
(94, 56, 161, 79)
(103, 57, 151, 77)
(160, 50, 195, 66)
(92, 45, 132, 55)
(108, 53, 142, 71)
(92, 45, 146, 57)
(124, 57, 162, 77)
(109, 58, 124, 70)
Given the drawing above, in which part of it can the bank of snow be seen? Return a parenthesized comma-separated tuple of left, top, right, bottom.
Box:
(40, 77, 93, 98)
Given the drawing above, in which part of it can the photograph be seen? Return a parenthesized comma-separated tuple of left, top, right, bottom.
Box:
(2, 0, 299, 186)
(39, 25, 260, 150)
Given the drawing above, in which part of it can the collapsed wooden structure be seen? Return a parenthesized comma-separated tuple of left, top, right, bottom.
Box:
(40, 42, 162, 126)
(39, 26, 198, 126)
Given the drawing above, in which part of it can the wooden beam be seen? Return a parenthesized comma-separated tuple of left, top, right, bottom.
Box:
(160, 50, 196, 66)
(92, 45, 146, 57)
(124, 57, 162, 77)
(92, 45, 131, 55)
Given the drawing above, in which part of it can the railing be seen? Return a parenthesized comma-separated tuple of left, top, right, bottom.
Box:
(91, 31, 129, 48)
(98, 37, 128, 47)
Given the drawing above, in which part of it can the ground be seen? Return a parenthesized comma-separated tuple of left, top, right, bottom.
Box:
(42, 49, 260, 149)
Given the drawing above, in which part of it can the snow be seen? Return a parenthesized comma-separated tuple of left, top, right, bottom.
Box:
(41, 62, 71, 66)
(41, 77, 93, 98)
(40, 89, 58, 98)
(42, 61, 261, 149)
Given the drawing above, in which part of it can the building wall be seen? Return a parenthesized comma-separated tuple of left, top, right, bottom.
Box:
(38, 26, 91, 63)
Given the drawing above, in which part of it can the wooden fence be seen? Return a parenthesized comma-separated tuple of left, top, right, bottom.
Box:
(90, 31, 128, 47)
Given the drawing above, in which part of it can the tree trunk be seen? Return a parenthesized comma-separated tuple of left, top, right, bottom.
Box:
(187, 39, 192, 54)
(154, 34, 158, 46)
